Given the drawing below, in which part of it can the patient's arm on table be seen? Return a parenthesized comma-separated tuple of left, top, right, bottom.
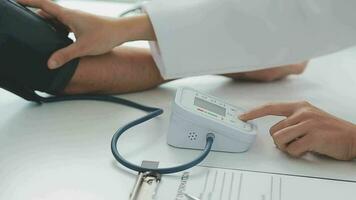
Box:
(63, 46, 164, 94)
(63, 47, 307, 95)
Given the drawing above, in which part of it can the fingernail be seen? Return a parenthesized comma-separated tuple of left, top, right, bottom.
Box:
(239, 115, 249, 122)
(48, 60, 59, 69)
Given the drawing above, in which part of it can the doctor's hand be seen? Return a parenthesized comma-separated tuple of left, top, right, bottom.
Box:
(17, 0, 156, 69)
(240, 101, 356, 161)
(225, 62, 308, 82)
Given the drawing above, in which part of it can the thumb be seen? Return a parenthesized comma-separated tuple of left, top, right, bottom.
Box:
(48, 44, 82, 69)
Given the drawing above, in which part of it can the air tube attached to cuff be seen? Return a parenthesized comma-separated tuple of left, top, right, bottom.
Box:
(0, 0, 79, 102)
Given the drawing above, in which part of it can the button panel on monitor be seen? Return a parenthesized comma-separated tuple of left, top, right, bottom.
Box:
(190, 91, 252, 132)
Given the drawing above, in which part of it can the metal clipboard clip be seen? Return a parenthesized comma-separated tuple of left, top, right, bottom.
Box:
(129, 161, 161, 200)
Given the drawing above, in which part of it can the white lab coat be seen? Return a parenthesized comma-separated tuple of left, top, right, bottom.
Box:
(144, 0, 356, 79)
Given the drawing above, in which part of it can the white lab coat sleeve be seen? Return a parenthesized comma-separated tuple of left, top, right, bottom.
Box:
(143, 0, 356, 79)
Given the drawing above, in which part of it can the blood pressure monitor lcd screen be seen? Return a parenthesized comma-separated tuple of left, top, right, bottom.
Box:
(194, 97, 226, 116)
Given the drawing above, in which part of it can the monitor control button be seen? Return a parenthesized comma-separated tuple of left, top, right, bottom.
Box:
(243, 123, 253, 131)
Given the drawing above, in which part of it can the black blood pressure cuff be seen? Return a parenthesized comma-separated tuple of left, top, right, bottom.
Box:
(0, 0, 79, 102)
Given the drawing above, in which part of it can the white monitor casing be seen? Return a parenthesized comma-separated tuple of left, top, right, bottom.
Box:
(167, 88, 257, 153)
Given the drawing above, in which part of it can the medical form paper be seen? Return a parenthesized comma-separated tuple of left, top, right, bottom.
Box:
(155, 166, 356, 200)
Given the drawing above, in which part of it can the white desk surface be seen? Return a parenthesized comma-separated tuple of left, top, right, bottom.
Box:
(1, 1, 356, 199)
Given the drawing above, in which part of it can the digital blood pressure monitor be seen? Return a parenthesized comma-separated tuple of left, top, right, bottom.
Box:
(168, 88, 257, 152)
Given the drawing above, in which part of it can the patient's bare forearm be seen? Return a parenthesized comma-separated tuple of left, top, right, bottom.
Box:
(63, 47, 165, 94)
